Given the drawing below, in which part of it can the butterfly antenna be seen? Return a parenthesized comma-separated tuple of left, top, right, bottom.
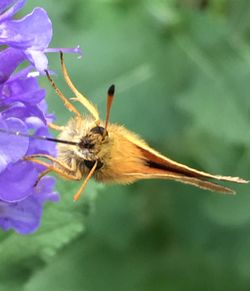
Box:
(0, 128, 79, 146)
(103, 84, 115, 137)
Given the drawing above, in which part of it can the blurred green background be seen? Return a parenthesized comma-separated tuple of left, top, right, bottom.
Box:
(1, 0, 250, 290)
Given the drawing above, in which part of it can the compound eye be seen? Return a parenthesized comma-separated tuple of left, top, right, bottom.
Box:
(84, 159, 103, 170)
(90, 126, 107, 136)
(79, 139, 94, 149)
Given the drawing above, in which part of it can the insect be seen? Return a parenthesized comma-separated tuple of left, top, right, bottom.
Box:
(17, 53, 248, 200)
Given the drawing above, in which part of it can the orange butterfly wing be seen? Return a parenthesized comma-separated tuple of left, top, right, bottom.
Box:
(123, 133, 248, 194)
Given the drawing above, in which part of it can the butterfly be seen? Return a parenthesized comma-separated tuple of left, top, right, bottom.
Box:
(19, 52, 248, 201)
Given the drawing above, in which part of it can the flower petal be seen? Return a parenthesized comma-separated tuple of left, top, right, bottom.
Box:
(0, 117, 29, 173)
(0, 71, 45, 105)
(0, 177, 59, 234)
(0, 0, 15, 14)
(27, 126, 57, 156)
(0, 160, 38, 202)
(25, 49, 48, 71)
(0, 7, 52, 48)
(0, 48, 25, 83)
(2, 102, 47, 126)
(0, 0, 26, 22)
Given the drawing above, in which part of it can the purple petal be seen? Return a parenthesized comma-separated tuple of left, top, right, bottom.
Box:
(8, 65, 33, 81)
(0, 117, 29, 173)
(0, 48, 26, 83)
(37, 99, 56, 124)
(0, 71, 45, 105)
(0, 177, 59, 234)
(27, 126, 57, 156)
(0, 198, 42, 234)
(0, 0, 16, 13)
(0, 7, 52, 49)
(25, 116, 46, 129)
(44, 112, 55, 124)
(2, 102, 47, 126)
(0, 0, 26, 22)
(0, 160, 38, 202)
(35, 176, 59, 203)
(25, 49, 48, 71)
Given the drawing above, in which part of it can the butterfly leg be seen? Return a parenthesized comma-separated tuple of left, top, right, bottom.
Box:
(48, 122, 65, 131)
(34, 169, 52, 187)
(25, 155, 97, 201)
(24, 155, 81, 181)
(24, 154, 74, 172)
(25, 155, 98, 201)
(59, 52, 100, 125)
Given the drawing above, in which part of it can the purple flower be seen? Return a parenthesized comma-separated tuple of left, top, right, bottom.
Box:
(0, 0, 79, 234)
(0, 177, 59, 234)
(0, 50, 58, 233)
(0, 0, 81, 71)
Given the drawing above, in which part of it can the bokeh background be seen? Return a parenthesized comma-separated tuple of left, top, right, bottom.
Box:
(1, 0, 250, 290)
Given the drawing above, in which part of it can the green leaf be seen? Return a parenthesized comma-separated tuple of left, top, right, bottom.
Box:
(0, 180, 101, 286)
